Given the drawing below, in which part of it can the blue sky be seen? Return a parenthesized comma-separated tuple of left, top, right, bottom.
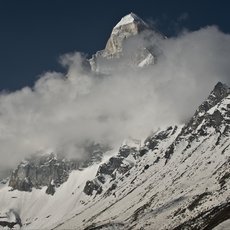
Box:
(0, 0, 229, 90)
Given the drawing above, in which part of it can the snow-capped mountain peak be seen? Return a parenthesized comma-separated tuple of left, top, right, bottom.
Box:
(104, 13, 149, 56)
(114, 12, 149, 30)
(104, 12, 150, 56)
(90, 12, 159, 72)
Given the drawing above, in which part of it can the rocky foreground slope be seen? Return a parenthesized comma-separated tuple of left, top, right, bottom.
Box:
(0, 13, 230, 230)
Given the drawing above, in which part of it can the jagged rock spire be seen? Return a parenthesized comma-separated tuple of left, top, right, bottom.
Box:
(90, 13, 158, 72)
(104, 13, 150, 56)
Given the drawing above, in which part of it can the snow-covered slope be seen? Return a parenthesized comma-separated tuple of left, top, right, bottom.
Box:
(0, 82, 230, 230)
(0, 164, 100, 229)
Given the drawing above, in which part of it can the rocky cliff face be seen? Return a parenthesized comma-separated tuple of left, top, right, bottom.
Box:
(0, 209, 21, 229)
(180, 81, 230, 137)
(103, 13, 150, 57)
(9, 144, 105, 195)
(9, 153, 77, 194)
(83, 139, 140, 196)
(90, 13, 162, 73)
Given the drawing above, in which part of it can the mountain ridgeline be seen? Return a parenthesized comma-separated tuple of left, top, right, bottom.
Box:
(0, 13, 230, 230)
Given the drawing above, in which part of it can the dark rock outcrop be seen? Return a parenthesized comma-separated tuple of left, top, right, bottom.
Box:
(83, 180, 102, 196)
(171, 82, 230, 155)
(181, 82, 230, 137)
(0, 209, 22, 229)
(9, 153, 75, 194)
(9, 143, 106, 194)
(172, 202, 230, 230)
(46, 183, 56, 195)
(83, 142, 139, 196)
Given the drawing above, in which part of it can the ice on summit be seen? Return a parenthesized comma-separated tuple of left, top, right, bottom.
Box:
(114, 12, 148, 29)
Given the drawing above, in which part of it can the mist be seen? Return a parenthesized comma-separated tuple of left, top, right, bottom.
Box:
(0, 25, 230, 172)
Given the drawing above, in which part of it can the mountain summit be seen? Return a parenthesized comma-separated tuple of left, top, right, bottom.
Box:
(90, 13, 159, 72)
(113, 12, 149, 30)
(104, 12, 149, 56)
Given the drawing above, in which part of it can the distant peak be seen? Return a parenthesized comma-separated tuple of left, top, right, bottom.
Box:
(213, 81, 229, 91)
(101, 12, 150, 56)
(114, 12, 149, 29)
(209, 81, 230, 102)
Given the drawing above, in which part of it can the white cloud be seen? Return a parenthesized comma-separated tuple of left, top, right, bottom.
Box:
(0, 26, 230, 173)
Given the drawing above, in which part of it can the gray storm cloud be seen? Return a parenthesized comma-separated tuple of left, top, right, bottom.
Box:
(0, 26, 230, 171)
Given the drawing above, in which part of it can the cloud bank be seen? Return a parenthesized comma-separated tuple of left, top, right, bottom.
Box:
(0, 26, 230, 172)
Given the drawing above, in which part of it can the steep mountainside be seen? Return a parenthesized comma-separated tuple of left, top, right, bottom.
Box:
(52, 83, 230, 230)
(0, 82, 229, 230)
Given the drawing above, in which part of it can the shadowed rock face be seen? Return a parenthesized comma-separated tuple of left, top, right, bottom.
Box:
(0, 209, 21, 229)
(172, 202, 230, 230)
(181, 82, 230, 137)
(9, 144, 106, 195)
(83, 143, 140, 196)
(83, 180, 102, 196)
(9, 153, 78, 193)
